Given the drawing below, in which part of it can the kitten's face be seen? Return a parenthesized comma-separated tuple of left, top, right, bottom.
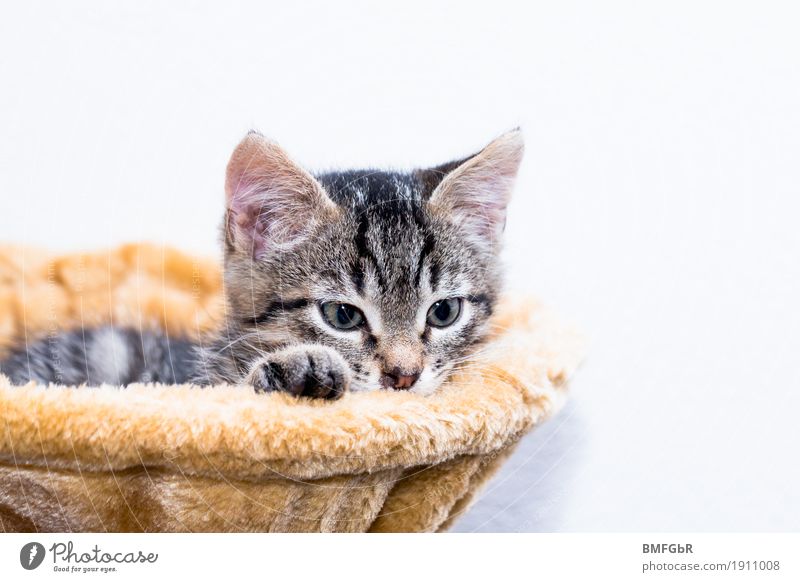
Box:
(222, 131, 523, 394)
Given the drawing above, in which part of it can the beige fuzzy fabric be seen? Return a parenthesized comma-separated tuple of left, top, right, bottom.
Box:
(0, 244, 584, 532)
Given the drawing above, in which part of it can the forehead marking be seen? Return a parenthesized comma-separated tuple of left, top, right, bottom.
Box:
(352, 213, 387, 293)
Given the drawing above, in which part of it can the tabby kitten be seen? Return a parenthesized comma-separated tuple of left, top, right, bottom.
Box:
(1, 130, 524, 398)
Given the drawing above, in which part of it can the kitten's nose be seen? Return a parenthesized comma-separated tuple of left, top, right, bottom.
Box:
(380, 367, 421, 391)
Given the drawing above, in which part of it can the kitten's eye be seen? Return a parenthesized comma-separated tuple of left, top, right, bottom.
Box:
(426, 298, 462, 328)
(321, 302, 365, 330)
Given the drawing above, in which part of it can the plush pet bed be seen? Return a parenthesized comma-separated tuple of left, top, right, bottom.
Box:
(0, 243, 584, 532)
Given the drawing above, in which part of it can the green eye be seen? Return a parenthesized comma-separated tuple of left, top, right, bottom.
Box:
(321, 302, 365, 330)
(426, 298, 462, 328)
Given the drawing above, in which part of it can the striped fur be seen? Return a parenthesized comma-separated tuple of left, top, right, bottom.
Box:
(1, 131, 524, 398)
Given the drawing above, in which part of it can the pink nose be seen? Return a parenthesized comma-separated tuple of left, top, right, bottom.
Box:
(380, 367, 421, 390)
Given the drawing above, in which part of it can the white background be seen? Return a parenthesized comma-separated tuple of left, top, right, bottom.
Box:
(1, 2, 798, 531)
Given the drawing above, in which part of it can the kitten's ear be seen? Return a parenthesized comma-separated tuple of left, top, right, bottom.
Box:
(224, 131, 337, 259)
(426, 129, 524, 249)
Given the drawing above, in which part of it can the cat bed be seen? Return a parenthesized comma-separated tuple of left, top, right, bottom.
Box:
(0, 243, 584, 532)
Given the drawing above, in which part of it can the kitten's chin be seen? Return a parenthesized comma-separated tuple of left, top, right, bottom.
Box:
(348, 372, 444, 396)
(405, 370, 445, 396)
(348, 381, 381, 394)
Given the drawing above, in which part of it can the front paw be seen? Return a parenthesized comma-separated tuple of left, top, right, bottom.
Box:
(246, 345, 350, 400)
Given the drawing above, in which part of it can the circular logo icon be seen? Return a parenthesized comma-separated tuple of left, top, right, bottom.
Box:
(19, 542, 46, 570)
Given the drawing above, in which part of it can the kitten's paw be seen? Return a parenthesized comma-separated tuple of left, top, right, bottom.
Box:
(246, 345, 350, 400)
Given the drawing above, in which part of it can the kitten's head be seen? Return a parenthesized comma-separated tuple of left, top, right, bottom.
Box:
(222, 130, 523, 394)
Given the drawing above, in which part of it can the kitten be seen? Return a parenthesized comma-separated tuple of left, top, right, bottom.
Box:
(0, 130, 524, 398)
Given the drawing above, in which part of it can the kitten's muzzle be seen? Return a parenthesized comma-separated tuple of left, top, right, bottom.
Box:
(380, 367, 421, 391)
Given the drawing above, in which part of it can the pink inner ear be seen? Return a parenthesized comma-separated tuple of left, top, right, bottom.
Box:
(228, 180, 271, 259)
(443, 169, 516, 246)
(224, 132, 331, 259)
(228, 173, 323, 260)
(431, 131, 523, 247)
